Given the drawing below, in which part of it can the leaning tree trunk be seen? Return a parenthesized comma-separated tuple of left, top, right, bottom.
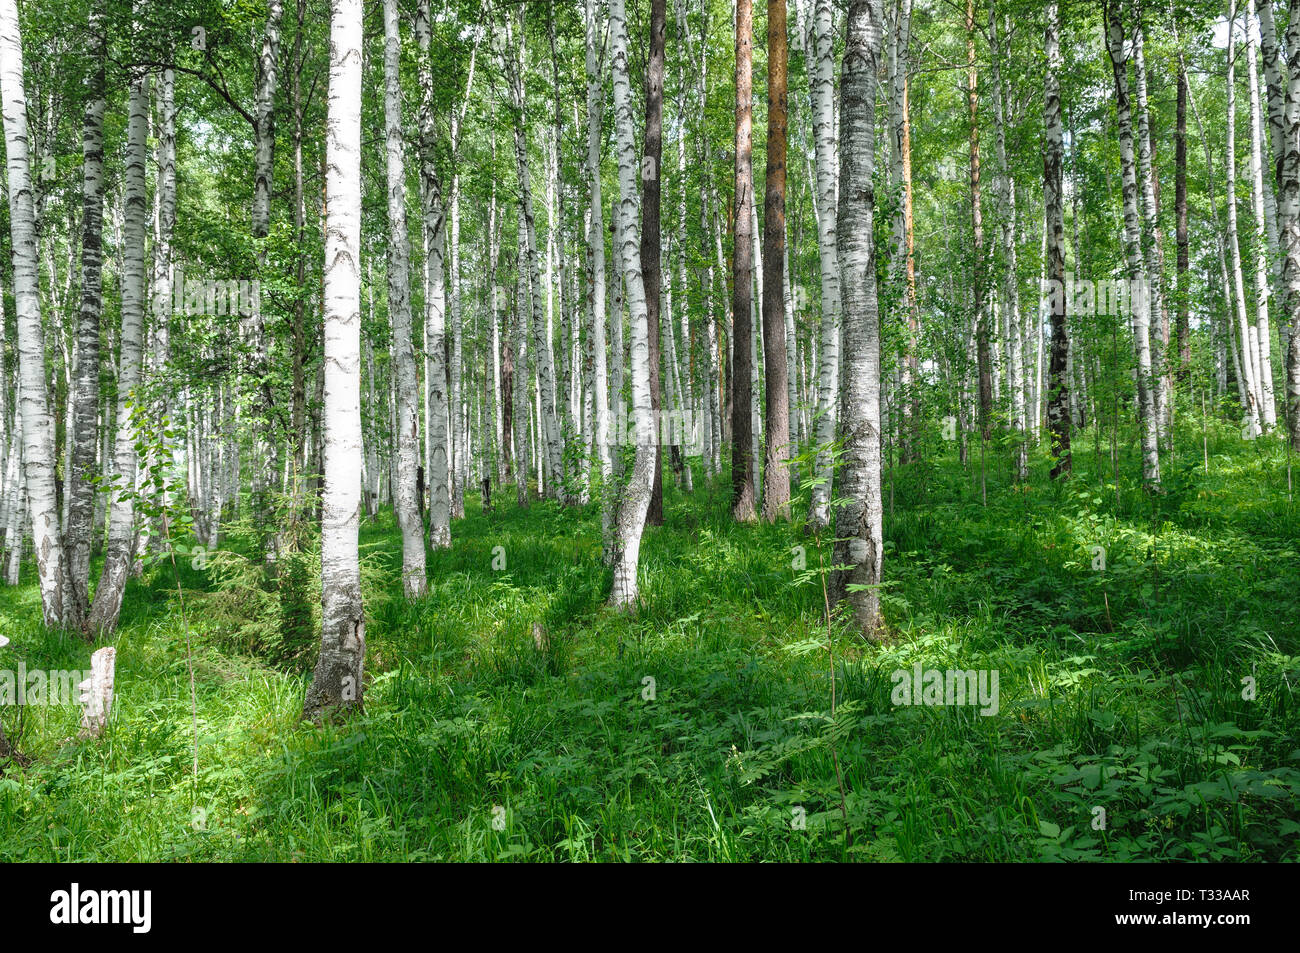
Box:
(641, 0, 667, 526)
(64, 0, 107, 631)
(304, 0, 365, 722)
(607, 0, 657, 607)
(88, 70, 150, 635)
(760, 0, 792, 521)
(831, 0, 885, 641)
(383, 0, 426, 598)
(0, 0, 64, 627)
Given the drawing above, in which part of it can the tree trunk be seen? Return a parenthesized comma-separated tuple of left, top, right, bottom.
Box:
(506, 10, 562, 501)
(1104, 1, 1161, 487)
(64, 0, 107, 631)
(1175, 63, 1191, 383)
(640, 0, 667, 526)
(760, 0, 792, 520)
(1246, 9, 1278, 429)
(805, 0, 841, 528)
(88, 70, 150, 635)
(608, 0, 657, 607)
(304, 0, 365, 723)
(0, 0, 65, 627)
(1278, 1, 1300, 450)
(990, 9, 1026, 481)
(831, 0, 885, 641)
(383, 0, 426, 598)
(1132, 19, 1172, 442)
(1226, 3, 1263, 436)
(1045, 2, 1071, 479)
(416, 0, 452, 545)
(586, 0, 614, 540)
(966, 0, 992, 444)
(731, 0, 758, 522)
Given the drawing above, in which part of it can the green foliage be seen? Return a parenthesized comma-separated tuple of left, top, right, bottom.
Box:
(0, 433, 1296, 861)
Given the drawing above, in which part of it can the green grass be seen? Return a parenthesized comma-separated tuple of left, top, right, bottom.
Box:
(1, 421, 1298, 861)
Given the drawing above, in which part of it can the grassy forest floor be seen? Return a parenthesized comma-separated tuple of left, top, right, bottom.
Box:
(1, 421, 1298, 861)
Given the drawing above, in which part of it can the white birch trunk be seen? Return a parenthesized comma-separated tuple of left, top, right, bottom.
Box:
(506, 13, 564, 497)
(415, 0, 451, 547)
(304, 0, 365, 722)
(88, 71, 150, 634)
(0, 0, 64, 625)
(1105, 8, 1162, 486)
(805, 0, 841, 527)
(1133, 21, 1172, 441)
(1226, 6, 1263, 435)
(384, 0, 427, 597)
(608, 0, 656, 607)
(1246, 11, 1278, 429)
(832, 0, 885, 639)
(585, 0, 613, 493)
(65, 0, 107, 629)
(989, 10, 1026, 480)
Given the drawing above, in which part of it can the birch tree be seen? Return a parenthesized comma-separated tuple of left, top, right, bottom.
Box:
(1246, 4, 1277, 429)
(1225, 3, 1262, 436)
(0, 0, 63, 627)
(384, 0, 426, 598)
(805, 0, 840, 528)
(88, 70, 150, 635)
(989, 10, 1026, 481)
(505, 10, 563, 499)
(1045, 1, 1070, 479)
(1278, 0, 1300, 449)
(416, 0, 451, 546)
(642, 0, 667, 525)
(731, 0, 758, 523)
(1104, 1, 1161, 487)
(1132, 18, 1171, 441)
(65, 0, 107, 630)
(304, 0, 365, 722)
(607, 0, 656, 607)
(760, 0, 792, 520)
(585, 0, 612, 491)
(831, 0, 885, 641)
